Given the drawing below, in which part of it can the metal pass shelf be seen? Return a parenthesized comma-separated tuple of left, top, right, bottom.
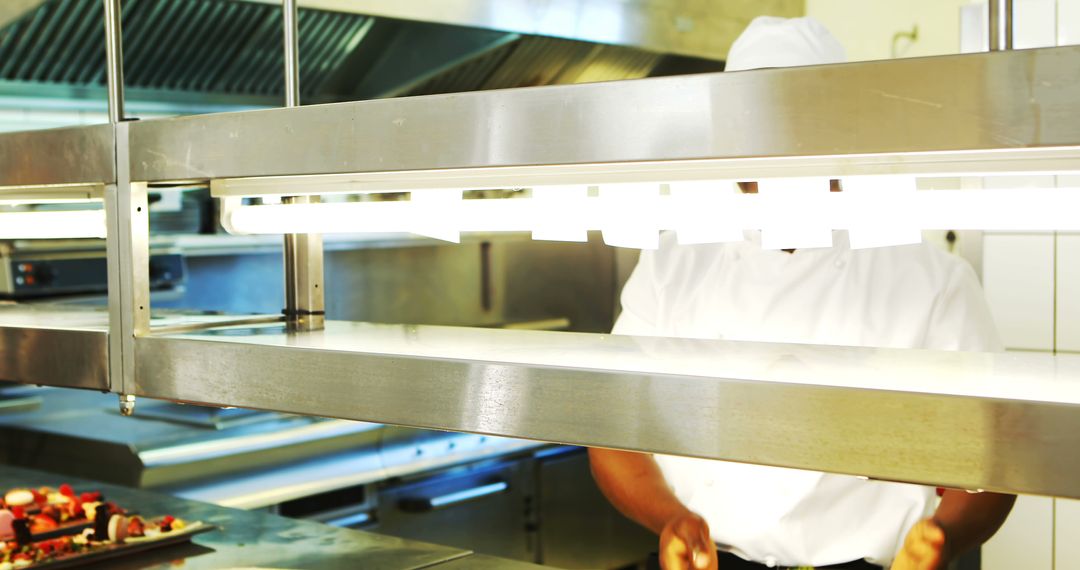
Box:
(0, 124, 115, 188)
(129, 45, 1080, 188)
(134, 320, 1080, 499)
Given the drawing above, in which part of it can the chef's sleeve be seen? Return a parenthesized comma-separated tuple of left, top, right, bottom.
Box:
(612, 249, 660, 336)
(925, 262, 1004, 352)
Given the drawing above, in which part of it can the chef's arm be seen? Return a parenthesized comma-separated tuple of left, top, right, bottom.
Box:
(587, 448, 691, 534)
(935, 490, 1015, 557)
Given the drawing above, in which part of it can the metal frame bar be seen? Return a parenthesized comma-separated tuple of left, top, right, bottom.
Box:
(0, 125, 115, 188)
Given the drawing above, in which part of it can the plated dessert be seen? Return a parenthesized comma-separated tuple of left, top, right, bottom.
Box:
(0, 485, 210, 568)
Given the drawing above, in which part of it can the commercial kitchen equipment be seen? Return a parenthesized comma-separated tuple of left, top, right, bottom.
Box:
(0, 464, 547, 569)
(1, 4, 1080, 569)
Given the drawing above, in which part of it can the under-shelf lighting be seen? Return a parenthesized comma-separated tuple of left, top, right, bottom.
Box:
(757, 177, 833, 250)
(221, 177, 1080, 250)
(0, 210, 107, 239)
(0, 184, 107, 239)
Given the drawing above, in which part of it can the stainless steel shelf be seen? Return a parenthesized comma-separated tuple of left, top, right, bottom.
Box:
(0, 304, 110, 390)
(134, 320, 1080, 499)
(0, 304, 280, 392)
(130, 46, 1080, 187)
(0, 124, 115, 188)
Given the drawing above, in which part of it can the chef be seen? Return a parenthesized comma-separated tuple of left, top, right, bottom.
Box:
(588, 17, 1015, 570)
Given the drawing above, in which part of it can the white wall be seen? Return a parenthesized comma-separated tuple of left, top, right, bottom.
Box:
(806, 0, 974, 61)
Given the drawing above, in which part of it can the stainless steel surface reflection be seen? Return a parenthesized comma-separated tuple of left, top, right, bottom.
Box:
(131, 46, 1080, 184)
(0, 465, 472, 570)
(0, 304, 109, 390)
(134, 321, 1080, 498)
(0, 124, 115, 187)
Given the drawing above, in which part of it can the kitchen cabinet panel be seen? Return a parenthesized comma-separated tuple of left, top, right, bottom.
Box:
(982, 495, 1053, 570)
(1014, 0, 1058, 48)
(1058, 233, 1080, 353)
(982, 233, 1055, 350)
(1061, 0, 1080, 45)
(1056, 498, 1080, 569)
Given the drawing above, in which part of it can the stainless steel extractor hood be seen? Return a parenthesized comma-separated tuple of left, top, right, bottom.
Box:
(0, 0, 801, 113)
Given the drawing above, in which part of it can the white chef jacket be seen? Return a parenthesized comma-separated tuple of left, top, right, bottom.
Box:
(613, 230, 1002, 568)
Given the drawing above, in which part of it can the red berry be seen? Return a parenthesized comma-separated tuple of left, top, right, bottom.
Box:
(30, 490, 45, 505)
(11, 506, 25, 519)
(58, 484, 74, 498)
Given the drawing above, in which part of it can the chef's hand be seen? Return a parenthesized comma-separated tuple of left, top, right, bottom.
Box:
(660, 513, 718, 570)
(891, 518, 949, 570)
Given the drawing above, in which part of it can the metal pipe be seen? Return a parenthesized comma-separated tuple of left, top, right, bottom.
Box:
(280, 0, 325, 332)
(103, 0, 125, 123)
(283, 0, 299, 107)
(282, 196, 325, 332)
(988, 0, 1014, 51)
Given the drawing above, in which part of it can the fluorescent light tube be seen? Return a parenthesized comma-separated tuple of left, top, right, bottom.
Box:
(531, 186, 589, 242)
(843, 176, 921, 249)
(0, 210, 107, 239)
(669, 181, 743, 245)
(756, 178, 833, 250)
(599, 183, 661, 250)
(221, 183, 1080, 248)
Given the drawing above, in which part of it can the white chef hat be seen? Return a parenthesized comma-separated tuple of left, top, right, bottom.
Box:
(725, 16, 846, 72)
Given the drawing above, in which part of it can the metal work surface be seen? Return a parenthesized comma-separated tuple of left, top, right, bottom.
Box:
(0, 465, 476, 569)
(0, 123, 114, 187)
(0, 387, 386, 489)
(0, 386, 545, 508)
(131, 46, 1080, 185)
(241, 0, 801, 61)
(169, 427, 545, 509)
(134, 321, 1080, 499)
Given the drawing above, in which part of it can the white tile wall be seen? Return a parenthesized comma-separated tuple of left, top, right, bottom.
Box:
(982, 232, 1056, 350)
(983, 495, 1054, 570)
(1061, 0, 1080, 45)
(1057, 499, 1080, 569)
(1014, 0, 1059, 48)
(1058, 232, 1080, 353)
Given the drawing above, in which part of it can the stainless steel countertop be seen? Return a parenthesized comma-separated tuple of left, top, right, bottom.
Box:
(0, 465, 546, 569)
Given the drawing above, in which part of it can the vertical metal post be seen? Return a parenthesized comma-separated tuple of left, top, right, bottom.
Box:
(281, 0, 325, 332)
(988, 0, 1014, 51)
(102, 0, 141, 414)
(283, 0, 300, 108)
(103, 0, 124, 123)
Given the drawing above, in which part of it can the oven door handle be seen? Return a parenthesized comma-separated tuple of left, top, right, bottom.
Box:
(398, 480, 509, 512)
